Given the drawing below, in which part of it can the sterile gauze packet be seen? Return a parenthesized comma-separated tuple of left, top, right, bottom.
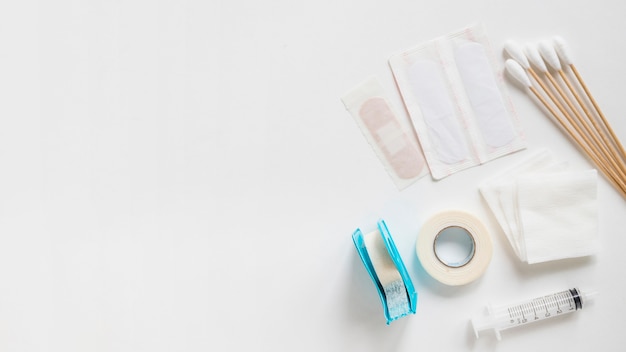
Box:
(342, 77, 428, 189)
(389, 23, 525, 179)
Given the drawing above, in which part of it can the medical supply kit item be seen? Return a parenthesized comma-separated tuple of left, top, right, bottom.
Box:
(352, 220, 418, 324)
(344, 26, 600, 343)
(415, 210, 492, 286)
(389, 23, 525, 180)
(480, 150, 599, 264)
(342, 78, 428, 189)
(472, 287, 597, 340)
(504, 37, 626, 199)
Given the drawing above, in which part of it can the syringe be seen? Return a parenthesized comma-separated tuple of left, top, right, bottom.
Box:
(472, 288, 597, 340)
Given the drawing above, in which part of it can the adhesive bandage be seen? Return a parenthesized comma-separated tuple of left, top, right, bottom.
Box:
(389, 24, 525, 179)
(352, 220, 417, 324)
(342, 78, 428, 189)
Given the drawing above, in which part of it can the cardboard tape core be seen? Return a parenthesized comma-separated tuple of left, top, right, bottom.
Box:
(433, 225, 476, 268)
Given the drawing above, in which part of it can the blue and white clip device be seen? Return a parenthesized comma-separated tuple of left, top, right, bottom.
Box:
(352, 219, 417, 324)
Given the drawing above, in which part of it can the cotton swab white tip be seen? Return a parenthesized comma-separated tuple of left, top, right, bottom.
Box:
(553, 36, 574, 66)
(505, 59, 531, 88)
(504, 40, 530, 69)
(524, 43, 548, 73)
(538, 40, 562, 71)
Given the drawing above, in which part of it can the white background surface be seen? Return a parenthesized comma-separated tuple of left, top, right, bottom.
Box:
(0, 1, 625, 351)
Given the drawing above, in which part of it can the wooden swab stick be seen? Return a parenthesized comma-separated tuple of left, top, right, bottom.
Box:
(505, 59, 626, 197)
(534, 41, 626, 178)
(505, 41, 626, 182)
(532, 70, 626, 184)
(542, 39, 615, 157)
(553, 36, 626, 161)
(529, 83, 626, 198)
(555, 69, 622, 158)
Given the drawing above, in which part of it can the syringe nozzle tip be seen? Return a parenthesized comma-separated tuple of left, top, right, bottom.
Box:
(471, 317, 494, 339)
(581, 289, 599, 307)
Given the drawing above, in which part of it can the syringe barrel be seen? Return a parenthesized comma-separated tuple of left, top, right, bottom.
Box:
(473, 288, 590, 339)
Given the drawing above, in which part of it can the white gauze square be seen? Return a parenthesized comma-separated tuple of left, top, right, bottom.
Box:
(517, 170, 599, 264)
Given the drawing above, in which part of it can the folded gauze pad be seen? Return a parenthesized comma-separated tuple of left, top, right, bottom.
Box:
(342, 77, 428, 189)
(389, 23, 525, 179)
(480, 150, 599, 264)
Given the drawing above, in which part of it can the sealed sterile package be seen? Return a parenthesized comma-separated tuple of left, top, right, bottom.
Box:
(389, 23, 525, 180)
(342, 77, 429, 189)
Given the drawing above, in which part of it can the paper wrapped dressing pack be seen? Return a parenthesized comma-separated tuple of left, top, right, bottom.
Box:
(389, 24, 525, 179)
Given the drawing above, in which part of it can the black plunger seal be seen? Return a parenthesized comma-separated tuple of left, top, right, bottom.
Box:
(570, 288, 583, 310)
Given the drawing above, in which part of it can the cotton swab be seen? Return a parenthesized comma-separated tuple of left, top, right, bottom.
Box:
(524, 44, 548, 73)
(505, 59, 531, 88)
(552, 36, 626, 163)
(505, 59, 626, 198)
(504, 42, 569, 120)
(504, 40, 530, 69)
(506, 42, 622, 180)
(548, 40, 598, 127)
(526, 43, 584, 126)
(541, 37, 626, 180)
(535, 41, 626, 179)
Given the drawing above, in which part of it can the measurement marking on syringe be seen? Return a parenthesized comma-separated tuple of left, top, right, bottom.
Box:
(472, 288, 593, 340)
(505, 290, 580, 325)
(553, 294, 561, 314)
(531, 301, 538, 320)
(541, 298, 551, 317)
(567, 292, 575, 311)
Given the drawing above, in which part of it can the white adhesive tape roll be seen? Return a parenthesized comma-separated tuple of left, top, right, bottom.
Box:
(416, 210, 492, 286)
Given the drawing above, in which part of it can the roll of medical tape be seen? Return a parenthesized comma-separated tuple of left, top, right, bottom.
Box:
(416, 210, 492, 286)
(363, 229, 410, 320)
